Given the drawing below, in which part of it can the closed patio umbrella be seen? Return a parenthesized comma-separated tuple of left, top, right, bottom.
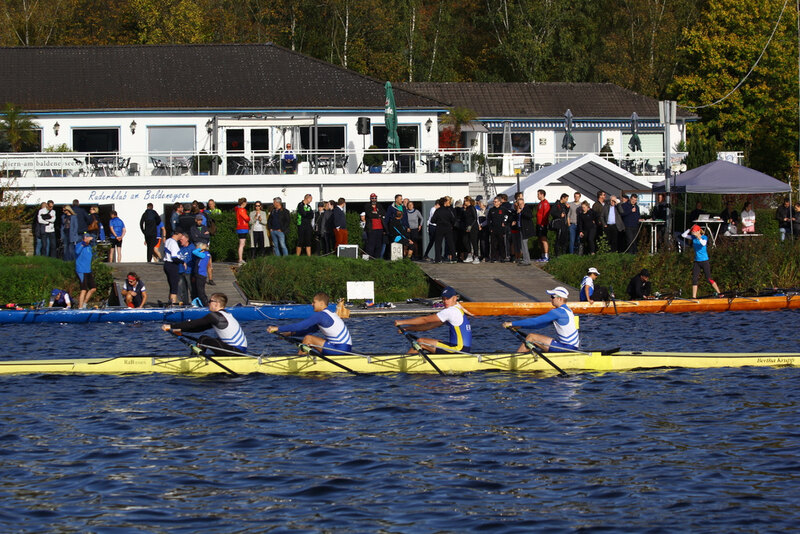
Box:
(561, 109, 575, 151)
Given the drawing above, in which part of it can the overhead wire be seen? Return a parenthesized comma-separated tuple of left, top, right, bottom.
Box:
(682, 0, 791, 110)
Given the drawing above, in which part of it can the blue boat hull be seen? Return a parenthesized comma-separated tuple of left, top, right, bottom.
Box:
(0, 304, 325, 324)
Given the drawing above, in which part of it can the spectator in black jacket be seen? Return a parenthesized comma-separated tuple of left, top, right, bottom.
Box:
(487, 196, 507, 262)
(140, 202, 162, 262)
(627, 269, 653, 300)
(577, 201, 597, 255)
(462, 196, 480, 264)
(364, 193, 386, 259)
(776, 197, 794, 241)
(432, 196, 456, 263)
(620, 193, 641, 254)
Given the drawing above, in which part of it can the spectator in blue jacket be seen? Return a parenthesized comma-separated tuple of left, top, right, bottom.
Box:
(75, 233, 96, 309)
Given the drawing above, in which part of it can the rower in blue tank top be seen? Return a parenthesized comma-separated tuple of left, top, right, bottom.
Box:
(394, 286, 473, 354)
(268, 292, 352, 356)
(502, 286, 579, 352)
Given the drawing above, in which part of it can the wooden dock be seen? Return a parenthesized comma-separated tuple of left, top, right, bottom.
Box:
(416, 261, 577, 302)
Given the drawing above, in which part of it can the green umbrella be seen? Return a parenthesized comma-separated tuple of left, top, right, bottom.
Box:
(385, 81, 399, 150)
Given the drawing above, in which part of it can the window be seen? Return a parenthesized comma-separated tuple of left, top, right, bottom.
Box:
(300, 126, 345, 150)
(488, 132, 531, 154)
(73, 128, 119, 153)
(625, 133, 663, 158)
(148, 126, 196, 156)
(251, 129, 269, 151)
(226, 129, 244, 153)
(372, 125, 419, 149)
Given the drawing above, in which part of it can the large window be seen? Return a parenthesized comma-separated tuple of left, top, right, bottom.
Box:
(251, 129, 269, 151)
(571, 131, 600, 153)
(625, 133, 664, 158)
(73, 128, 119, 152)
(148, 126, 196, 155)
(488, 132, 531, 154)
(372, 125, 419, 149)
(300, 126, 345, 150)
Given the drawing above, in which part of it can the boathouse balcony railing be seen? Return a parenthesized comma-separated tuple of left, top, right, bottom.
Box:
(0, 148, 723, 179)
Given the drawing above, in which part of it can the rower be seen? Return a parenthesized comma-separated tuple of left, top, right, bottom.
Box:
(48, 288, 72, 308)
(580, 267, 600, 303)
(267, 292, 352, 356)
(161, 292, 247, 355)
(121, 272, 148, 308)
(502, 286, 579, 353)
(394, 286, 472, 354)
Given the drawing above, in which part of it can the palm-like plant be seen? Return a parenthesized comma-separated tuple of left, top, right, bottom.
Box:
(439, 106, 477, 149)
(0, 103, 39, 152)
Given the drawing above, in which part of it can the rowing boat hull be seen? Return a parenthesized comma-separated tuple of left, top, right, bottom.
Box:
(463, 295, 800, 316)
(0, 351, 797, 375)
(0, 304, 319, 324)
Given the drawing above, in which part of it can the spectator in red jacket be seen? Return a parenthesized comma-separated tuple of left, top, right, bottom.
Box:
(234, 197, 250, 264)
(536, 189, 550, 262)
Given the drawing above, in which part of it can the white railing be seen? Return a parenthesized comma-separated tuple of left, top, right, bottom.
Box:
(1, 148, 730, 179)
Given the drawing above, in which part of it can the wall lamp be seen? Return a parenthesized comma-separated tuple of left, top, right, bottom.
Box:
(130, 120, 137, 134)
(425, 118, 433, 133)
(53, 122, 60, 136)
(206, 119, 214, 134)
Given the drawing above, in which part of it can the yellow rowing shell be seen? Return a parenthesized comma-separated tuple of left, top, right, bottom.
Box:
(0, 351, 798, 375)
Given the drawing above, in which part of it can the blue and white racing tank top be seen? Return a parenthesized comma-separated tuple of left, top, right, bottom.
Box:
(213, 311, 247, 350)
(318, 309, 352, 346)
(553, 305, 579, 348)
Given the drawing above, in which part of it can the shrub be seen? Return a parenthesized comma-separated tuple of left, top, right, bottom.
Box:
(236, 255, 429, 302)
(0, 255, 112, 305)
(0, 221, 22, 255)
(544, 237, 800, 297)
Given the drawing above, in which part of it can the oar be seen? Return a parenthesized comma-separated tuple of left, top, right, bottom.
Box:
(608, 285, 618, 315)
(397, 326, 444, 375)
(168, 331, 239, 376)
(505, 326, 567, 376)
(272, 331, 360, 375)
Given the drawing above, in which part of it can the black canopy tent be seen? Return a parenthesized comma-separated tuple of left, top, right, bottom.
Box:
(652, 160, 791, 234)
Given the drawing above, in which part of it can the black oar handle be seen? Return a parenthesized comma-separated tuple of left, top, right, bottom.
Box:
(169, 331, 239, 376)
(506, 327, 568, 377)
(397, 326, 444, 375)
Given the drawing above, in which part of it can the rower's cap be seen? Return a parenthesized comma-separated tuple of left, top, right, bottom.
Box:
(588, 267, 600, 275)
(640, 268, 651, 278)
(546, 286, 569, 299)
(441, 286, 458, 299)
(51, 289, 60, 296)
(370, 193, 377, 200)
(691, 224, 702, 233)
(360, 212, 366, 217)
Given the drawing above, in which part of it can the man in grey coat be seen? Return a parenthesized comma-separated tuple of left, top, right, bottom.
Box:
(603, 194, 625, 252)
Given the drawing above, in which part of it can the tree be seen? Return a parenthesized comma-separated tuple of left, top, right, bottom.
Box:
(672, 0, 798, 180)
(0, 103, 39, 152)
(439, 106, 477, 149)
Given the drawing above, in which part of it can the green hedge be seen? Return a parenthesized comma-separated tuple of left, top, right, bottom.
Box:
(544, 236, 800, 297)
(0, 255, 113, 305)
(210, 208, 364, 261)
(236, 255, 428, 303)
(0, 221, 22, 256)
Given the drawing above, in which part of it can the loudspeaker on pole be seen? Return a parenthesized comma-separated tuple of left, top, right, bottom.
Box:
(357, 117, 371, 135)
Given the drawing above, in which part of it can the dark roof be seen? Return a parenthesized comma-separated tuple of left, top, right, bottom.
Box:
(0, 44, 446, 112)
(396, 82, 696, 120)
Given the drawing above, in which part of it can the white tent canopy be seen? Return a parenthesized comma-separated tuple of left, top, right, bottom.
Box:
(501, 154, 650, 201)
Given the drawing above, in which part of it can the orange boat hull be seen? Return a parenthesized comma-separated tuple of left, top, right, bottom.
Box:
(462, 295, 800, 316)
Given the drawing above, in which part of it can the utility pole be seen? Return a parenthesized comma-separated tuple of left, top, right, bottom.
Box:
(659, 100, 677, 249)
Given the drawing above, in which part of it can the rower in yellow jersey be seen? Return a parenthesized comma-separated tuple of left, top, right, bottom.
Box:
(395, 286, 472, 354)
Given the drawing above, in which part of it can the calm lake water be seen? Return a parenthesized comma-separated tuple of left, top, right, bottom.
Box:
(1, 310, 799, 532)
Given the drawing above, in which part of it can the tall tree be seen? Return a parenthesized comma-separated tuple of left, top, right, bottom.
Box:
(672, 0, 798, 179)
(0, 0, 67, 45)
(596, 0, 701, 97)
